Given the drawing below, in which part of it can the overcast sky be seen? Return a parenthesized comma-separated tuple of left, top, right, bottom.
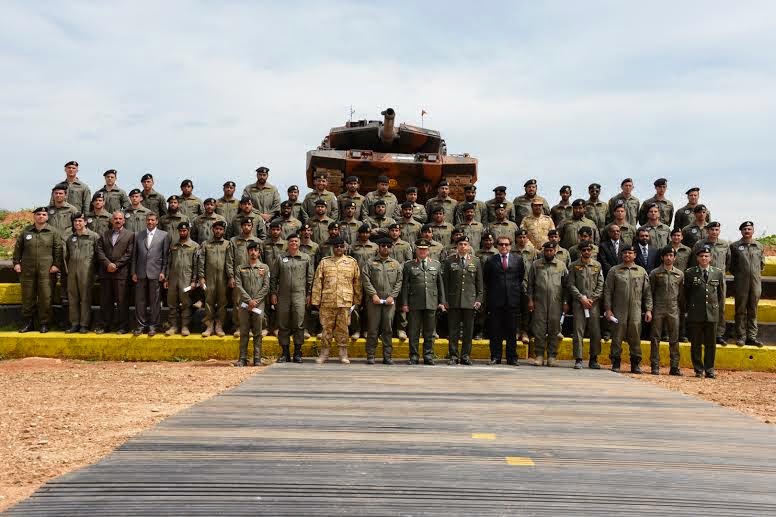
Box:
(1, 1, 774, 239)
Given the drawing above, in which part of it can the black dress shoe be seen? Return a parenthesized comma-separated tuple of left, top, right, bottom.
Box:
(79, 327, 89, 334)
(746, 338, 764, 347)
(630, 364, 642, 374)
(424, 358, 435, 366)
(588, 361, 601, 370)
(147, 327, 157, 337)
(116, 328, 128, 335)
(650, 365, 660, 375)
(39, 325, 49, 334)
(448, 358, 458, 365)
(65, 325, 80, 334)
(680, 336, 689, 343)
(383, 358, 394, 365)
(293, 356, 303, 364)
(489, 358, 501, 365)
(611, 357, 621, 372)
(407, 358, 419, 365)
(132, 327, 144, 336)
(235, 359, 248, 367)
(95, 327, 105, 334)
(19, 320, 34, 333)
(705, 369, 716, 379)
(366, 357, 376, 365)
(716, 337, 727, 345)
(507, 359, 519, 366)
(669, 367, 682, 376)
(461, 357, 472, 366)
(694, 370, 703, 378)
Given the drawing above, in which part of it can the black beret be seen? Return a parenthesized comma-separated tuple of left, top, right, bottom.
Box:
(620, 178, 633, 186)
(493, 186, 507, 192)
(358, 224, 371, 233)
(141, 173, 153, 181)
(420, 223, 433, 232)
(377, 175, 389, 183)
(693, 204, 707, 213)
(542, 241, 557, 249)
(739, 221, 754, 230)
(524, 179, 537, 187)
(451, 228, 463, 235)
(431, 206, 444, 214)
(287, 233, 301, 240)
(103, 169, 117, 177)
(212, 220, 226, 228)
(388, 223, 400, 230)
(92, 192, 105, 200)
(621, 244, 635, 253)
(588, 183, 601, 189)
(405, 186, 418, 193)
(255, 166, 269, 173)
(314, 199, 327, 206)
(373, 199, 386, 207)
(559, 185, 571, 194)
(180, 179, 193, 188)
(326, 236, 345, 246)
(400, 201, 413, 209)
(287, 185, 299, 192)
(377, 237, 393, 247)
(516, 229, 528, 236)
(578, 226, 593, 235)
(239, 196, 253, 204)
(695, 245, 712, 256)
(685, 187, 700, 195)
(705, 221, 720, 229)
(462, 202, 475, 211)
(301, 223, 313, 231)
(280, 200, 291, 208)
(645, 203, 658, 211)
(654, 178, 667, 187)
(495, 202, 506, 209)
(64, 160, 79, 167)
(328, 222, 340, 230)
(456, 235, 470, 243)
(463, 185, 476, 191)
(33, 206, 48, 214)
(177, 222, 190, 230)
(437, 179, 449, 187)
(547, 229, 559, 236)
(659, 245, 674, 257)
(344, 201, 356, 208)
(246, 241, 260, 250)
(571, 199, 586, 208)
(52, 182, 68, 192)
(481, 232, 494, 240)
(313, 171, 327, 179)
(71, 212, 85, 221)
(128, 188, 142, 196)
(345, 175, 359, 183)
(204, 197, 216, 204)
(240, 217, 254, 225)
(223, 181, 236, 188)
(269, 221, 281, 228)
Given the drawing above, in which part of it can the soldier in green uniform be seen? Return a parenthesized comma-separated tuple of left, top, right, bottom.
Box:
(165, 222, 199, 336)
(691, 221, 730, 344)
(513, 229, 537, 343)
(609, 201, 637, 245)
(198, 220, 230, 337)
(606, 178, 640, 226)
(309, 199, 336, 245)
(527, 242, 569, 366)
(227, 218, 261, 336)
(419, 225, 445, 262)
(13, 207, 63, 332)
(270, 234, 314, 363)
(285, 185, 307, 224)
(513, 179, 550, 225)
(274, 200, 303, 240)
(558, 199, 600, 250)
(568, 241, 604, 369)
(124, 189, 153, 234)
(485, 186, 516, 223)
(440, 228, 464, 263)
(192, 198, 226, 244)
(178, 179, 204, 220)
(453, 185, 486, 226)
(316, 223, 352, 263)
(47, 182, 79, 235)
(387, 223, 413, 263)
(568, 227, 599, 262)
(64, 213, 100, 333)
(456, 202, 485, 251)
(158, 196, 190, 245)
(546, 229, 570, 268)
(87, 192, 112, 236)
(242, 166, 281, 224)
(425, 179, 458, 224)
(603, 245, 653, 373)
(397, 202, 422, 245)
(396, 186, 427, 223)
(550, 185, 573, 227)
(442, 236, 483, 365)
(365, 175, 398, 219)
(216, 181, 240, 226)
(338, 200, 362, 245)
(51, 160, 91, 213)
(97, 169, 130, 214)
(401, 239, 447, 365)
(367, 199, 396, 237)
(229, 197, 267, 241)
(730, 221, 765, 346)
(638, 178, 674, 226)
(475, 232, 497, 339)
(488, 203, 518, 246)
(685, 246, 725, 377)
(261, 221, 288, 338)
(643, 203, 671, 249)
(674, 187, 711, 231)
(585, 183, 607, 233)
(140, 173, 166, 217)
(681, 205, 708, 248)
(649, 247, 684, 375)
(361, 238, 403, 364)
(350, 223, 379, 339)
(235, 241, 271, 367)
(670, 228, 692, 342)
(298, 223, 320, 264)
(337, 176, 368, 221)
(303, 173, 339, 222)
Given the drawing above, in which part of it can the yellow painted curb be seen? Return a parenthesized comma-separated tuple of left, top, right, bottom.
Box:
(1, 333, 775, 371)
(765, 257, 776, 277)
(0, 283, 21, 305)
(724, 298, 776, 322)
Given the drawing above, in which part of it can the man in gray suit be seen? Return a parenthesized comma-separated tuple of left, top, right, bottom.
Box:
(131, 212, 170, 335)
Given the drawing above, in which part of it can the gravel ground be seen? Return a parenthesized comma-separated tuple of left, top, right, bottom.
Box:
(0, 358, 257, 512)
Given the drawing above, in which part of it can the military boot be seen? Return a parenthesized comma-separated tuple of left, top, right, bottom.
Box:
(316, 346, 330, 364)
(201, 323, 214, 337)
(547, 356, 558, 367)
(253, 342, 262, 366)
(214, 322, 226, 337)
(277, 345, 290, 363)
(236, 341, 248, 367)
(630, 361, 643, 374)
(651, 363, 660, 375)
(366, 354, 376, 365)
(19, 320, 34, 333)
(339, 345, 350, 364)
(165, 326, 178, 336)
(611, 357, 621, 372)
(588, 356, 601, 369)
(293, 343, 303, 363)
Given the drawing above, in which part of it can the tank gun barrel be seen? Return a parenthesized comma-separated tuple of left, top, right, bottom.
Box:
(379, 108, 396, 144)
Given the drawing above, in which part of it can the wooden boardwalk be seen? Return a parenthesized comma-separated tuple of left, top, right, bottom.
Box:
(8, 363, 776, 516)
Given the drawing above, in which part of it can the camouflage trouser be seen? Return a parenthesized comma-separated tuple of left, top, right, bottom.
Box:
(320, 307, 351, 348)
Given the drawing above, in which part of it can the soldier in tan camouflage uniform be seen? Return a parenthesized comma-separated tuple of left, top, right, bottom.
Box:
(521, 199, 555, 249)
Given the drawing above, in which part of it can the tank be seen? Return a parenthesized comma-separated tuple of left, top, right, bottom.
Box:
(306, 108, 478, 202)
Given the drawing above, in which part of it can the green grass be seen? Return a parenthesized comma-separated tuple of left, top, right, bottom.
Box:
(758, 234, 776, 246)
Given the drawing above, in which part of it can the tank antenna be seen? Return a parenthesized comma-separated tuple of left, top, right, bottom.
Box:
(421, 109, 428, 128)
(349, 105, 356, 123)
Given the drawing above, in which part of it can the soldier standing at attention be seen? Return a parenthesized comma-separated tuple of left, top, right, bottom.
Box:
(337, 176, 368, 221)
(730, 221, 765, 346)
(485, 186, 515, 223)
(192, 198, 226, 244)
(316, 223, 351, 262)
(64, 213, 100, 333)
(338, 200, 362, 245)
(428, 206, 455, 248)
(350, 224, 379, 268)
(453, 185, 486, 225)
(235, 241, 271, 367)
(242, 166, 281, 224)
(603, 244, 653, 373)
(606, 178, 640, 226)
(216, 181, 240, 226)
(303, 172, 339, 222)
(262, 221, 288, 338)
(298, 223, 320, 266)
(419, 224, 445, 262)
(178, 179, 204, 220)
(425, 179, 458, 224)
(52, 160, 91, 213)
(649, 247, 684, 375)
(558, 199, 600, 250)
(229, 197, 267, 241)
(97, 169, 130, 214)
(692, 221, 731, 344)
(367, 199, 396, 237)
(681, 205, 708, 248)
(585, 183, 607, 233)
(13, 207, 63, 333)
(309, 199, 336, 245)
(513, 178, 550, 225)
(87, 192, 112, 236)
(550, 185, 573, 227)
(365, 175, 398, 219)
(285, 185, 307, 224)
(227, 218, 261, 337)
(568, 227, 599, 262)
(609, 201, 637, 245)
(456, 203, 485, 251)
(140, 173, 166, 217)
(567, 242, 604, 369)
(362, 238, 403, 364)
(546, 229, 570, 268)
(643, 204, 671, 249)
(674, 187, 711, 231)
(670, 227, 692, 342)
(395, 187, 427, 223)
(159, 195, 190, 245)
(47, 182, 79, 235)
(401, 239, 447, 365)
(521, 199, 555, 249)
(165, 222, 199, 336)
(124, 189, 153, 234)
(489, 202, 518, 246)
(528, 242, 569, 366)
(311, 236, 361, 364)
(685, 246, 725, 378)
(271, 234, 314, 363)
(386, 223, 413, 263)
(638, 178, 674, 226)
(397, 202, 422, 245)
(274, 200, 303, 240)
(475, 232, 497, 339)
(513, 229, 537, 343)
(198, 220, 230, 338)
(442, 236, 483, 365)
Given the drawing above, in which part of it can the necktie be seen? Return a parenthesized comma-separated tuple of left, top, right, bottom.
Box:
(703, 269, 709, 283)
(422, 260, 427, 270)
(146, 231, 153, 247)
(502, 254, 508, 271)
(614, 241, 619, 255)
(641, 245, 648, 264)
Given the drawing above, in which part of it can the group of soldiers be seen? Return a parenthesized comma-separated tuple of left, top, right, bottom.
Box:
(12, 162, 767, 375)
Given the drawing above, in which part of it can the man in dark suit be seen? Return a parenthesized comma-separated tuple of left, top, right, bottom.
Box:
(634, 227, 659, 272)
(95, 211, 135, 333)
(131, 212, 170, 335)
(599, 224, 624, 279)
(483, 235, 525, 365)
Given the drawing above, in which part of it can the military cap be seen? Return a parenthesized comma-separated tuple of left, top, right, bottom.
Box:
(180, 179, 193, 188)
(620, 178, 633, 186)
(659, 245, 674, 257)
(358, 223, 371, 233)
(516, 229, 528, 236)
(71, 211, 85, 221)
(739, 221, 754, 230)
(240, 217, 254, 225)
(621, 244, 635, 253)
(462, 202, 475, 211)
(613, 199, 626, 209)
(646, 203, 658, 211)
(373, 199, 386, 207)
(255, 166, 269, 173)
(451, 228, 463, 236)
(455, 235, 470, 243)
(431, 205, 444, 214)
(287, 185, 299, 192)
(588, 183, 601, 189)
(482, 232, 494, 240)
(287, 233, 301, 240)
(530, 198, 544, 205)
(239, 196, 252, 204)
(33, 206, 48, 214)
(103, 169, 117, 177)
(415, 239, 431, 249)
(280, 200, 292, 208)
(654, 178, 667, 187)
(177, 221, 190, 230)
(693, 204, 707, 213)
(246, 241, 260, 250)
(571, 199, 586, 208)
(377, 175, 389, 183)
(301, 223, 313, 231)
(420, 223, 433, 232)
(495, 202, 506, 209)
(493, 186, 507, 192)
(579, 242, 594, 251)
(388, 223, 400, 230)
(212, 220, 226, 229)
(524, 179, 537, 187)
(542, 241, 557, 249)
(313, 171, 327, 179)
(204, 197, 216, 204)
(547, 229, 559, 236)
(64, 160, 79, 167)
(400, 201, 413, 209)
(92, 192, 105, 200)
(52, 182, 68, 192)
(328, 222, 340, 230)
(167, 197, 178, 205)
(405, 186, 418, 193)
(128, 188, 142, 196)
(269, 220, 281, 228)
(377, 237, 393, 247)
(685, 187, 700, 195)
(313, 199, 327, 207)
(141, 173, 153, 181)
(344, 200, 356, 209)
(705, 221, 720, 229)
(696, 245, 712, 256)
(223, 180, 236, 188)
(670, 227, 683, 235)
(559, 185, 571, 194)
(463, 185, 476, 192)
(437, 179, 449, 188)
(345, 175, 359, 183)
(578, 226, 593, 235)
(326, 236, 345, 246)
